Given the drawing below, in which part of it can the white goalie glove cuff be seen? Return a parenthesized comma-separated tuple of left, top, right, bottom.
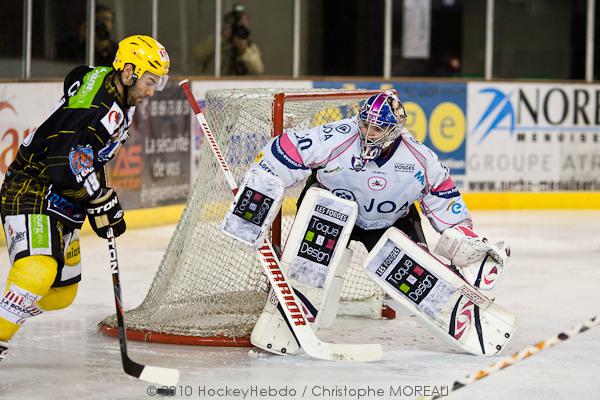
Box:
(434, 226, 507, 266)
(221, 168, 286, 247)
(434, 226, 511, 290)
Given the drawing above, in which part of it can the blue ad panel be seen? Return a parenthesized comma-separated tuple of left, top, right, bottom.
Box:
(314, 81, 467, 176)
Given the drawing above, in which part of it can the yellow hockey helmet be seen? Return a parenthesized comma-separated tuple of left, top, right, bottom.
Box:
(113, 35, 170, 90)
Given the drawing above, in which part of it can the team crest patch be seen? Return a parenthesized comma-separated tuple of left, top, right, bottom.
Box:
(69, 145, 94, 176)
(350, 156, 366, 171)
(368, 176, 387, 191)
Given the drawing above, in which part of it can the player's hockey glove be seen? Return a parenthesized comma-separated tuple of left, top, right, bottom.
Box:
(85, 188, 126, 238)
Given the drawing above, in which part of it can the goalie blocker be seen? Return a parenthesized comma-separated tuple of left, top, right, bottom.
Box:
(251, 188, 357, 355)
(222, 168, 286, 247)
(364, 228, 517, 356)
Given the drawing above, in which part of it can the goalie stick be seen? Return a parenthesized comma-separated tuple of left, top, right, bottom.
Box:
(418, 315, 600, 400)
(107, 228, 180, 386)
(179, 79, 382, 362)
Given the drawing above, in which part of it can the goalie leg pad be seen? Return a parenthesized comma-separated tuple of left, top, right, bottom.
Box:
(363, 227, 516, 356)
(251, 188, 357, 355)
(313, 247, 352, 329)
(221, 168, 286, 247)
(251, 289, 301, 355)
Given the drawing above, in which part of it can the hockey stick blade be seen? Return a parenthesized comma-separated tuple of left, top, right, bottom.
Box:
(138, 365, 180, 387)
(179, 80, 382, 362)
(107, 228, 180, 385)
(417, 315, 600, 400)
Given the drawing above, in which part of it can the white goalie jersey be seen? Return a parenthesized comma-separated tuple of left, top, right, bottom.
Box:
(251, 117, 472, 233)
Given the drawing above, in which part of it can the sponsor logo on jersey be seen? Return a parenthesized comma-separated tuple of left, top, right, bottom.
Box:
(368, 176, 387, 191)
(81, 67, 109, 97)
(254, 151, 264, 163)
(363, 199, 409, 214)
(108, 110, 121, 125)
(101, 102, 125, 136)
(47, 192, 85, 223)
(432, 186, 460, 199)
(394, 163, 415, 173)
(271, 136, 307, 170)
(28, 214, 50, 250)
(67, 67, 112, 109)
(4, 216, 27, 263)
(258, 159, 275, 174)
(322, 166, 343, 174)
(332, 189, 356, 201)
(335, 124, 352, 134)
(451, 202, 463, 214)
(6, 224, 26, 257)
(65, 239, 81, 267)
(414, 171, 425, 185)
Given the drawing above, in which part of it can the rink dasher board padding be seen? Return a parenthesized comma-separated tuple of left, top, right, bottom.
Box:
(364, 228, 517, 356)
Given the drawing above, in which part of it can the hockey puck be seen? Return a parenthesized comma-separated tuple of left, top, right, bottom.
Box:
(156, 387, 176, 396)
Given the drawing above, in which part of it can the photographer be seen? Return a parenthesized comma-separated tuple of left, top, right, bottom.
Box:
(194, 3, 264, 76)
(56, 4, 117, 66)
(94, 4, 118, 66)
(228, 23, 264, 75)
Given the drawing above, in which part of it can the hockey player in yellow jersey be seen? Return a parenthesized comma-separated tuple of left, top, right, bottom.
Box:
(0, 35, 170, 361)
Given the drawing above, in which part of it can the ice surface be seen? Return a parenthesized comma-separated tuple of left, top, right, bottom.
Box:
(1, 211, 599, 400)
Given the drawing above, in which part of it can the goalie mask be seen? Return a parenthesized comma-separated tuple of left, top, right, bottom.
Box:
(357, 92, 407, 160)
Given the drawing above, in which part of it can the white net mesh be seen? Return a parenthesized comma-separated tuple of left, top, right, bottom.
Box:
(100, 88, 384, 342)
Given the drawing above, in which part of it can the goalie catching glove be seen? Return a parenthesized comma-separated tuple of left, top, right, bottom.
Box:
(221, 168, 286, 247)
(434, 226, 510, 291)
(85, 188, 126, 238)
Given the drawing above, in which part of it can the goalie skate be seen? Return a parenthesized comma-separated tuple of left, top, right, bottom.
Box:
(364, 228, 516, 356)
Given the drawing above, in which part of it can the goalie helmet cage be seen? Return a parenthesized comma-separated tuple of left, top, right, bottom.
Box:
(100, 88, 394, 347)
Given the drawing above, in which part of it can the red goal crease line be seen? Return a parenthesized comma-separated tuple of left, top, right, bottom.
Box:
(99, 324, 253, 347)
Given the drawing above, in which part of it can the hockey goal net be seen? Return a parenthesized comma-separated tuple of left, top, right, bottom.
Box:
(100, 88, 392, 346)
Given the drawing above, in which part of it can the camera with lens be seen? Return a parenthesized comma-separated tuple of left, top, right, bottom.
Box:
(231, 3, 245, 24)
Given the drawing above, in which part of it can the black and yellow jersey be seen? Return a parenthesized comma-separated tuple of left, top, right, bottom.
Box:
(0, 66, 135, 227)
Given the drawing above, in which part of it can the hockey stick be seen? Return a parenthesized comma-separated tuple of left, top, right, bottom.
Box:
(179, 79, 382, 362)
(418, 315, 600, 400)
(107, 227, 180, 385)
